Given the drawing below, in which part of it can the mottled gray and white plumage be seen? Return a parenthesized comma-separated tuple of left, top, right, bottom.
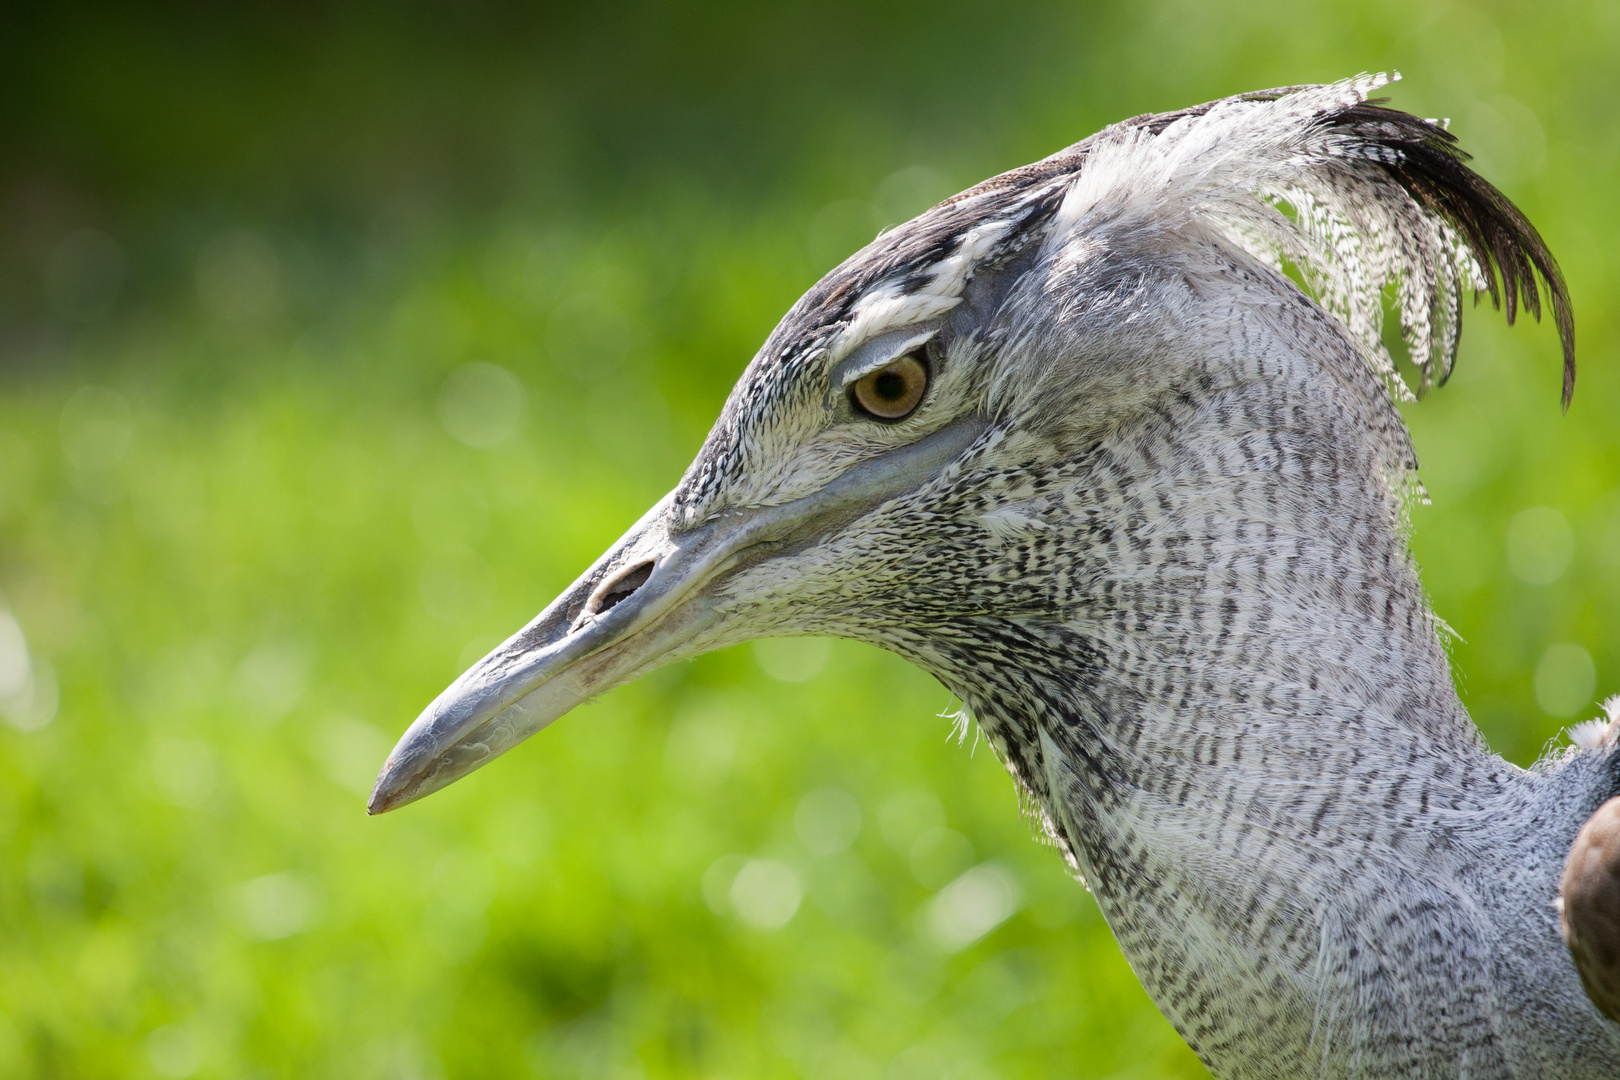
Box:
(371, 75, 1620, 1077)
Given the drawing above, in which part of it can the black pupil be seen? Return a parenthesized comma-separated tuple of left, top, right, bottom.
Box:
(873, 370, 907, 400)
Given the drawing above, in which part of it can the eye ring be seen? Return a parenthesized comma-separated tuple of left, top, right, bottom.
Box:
(850, 352, 928, 422)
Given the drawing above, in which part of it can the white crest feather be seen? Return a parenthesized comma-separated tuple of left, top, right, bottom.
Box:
(1046, 73, 1494, 399)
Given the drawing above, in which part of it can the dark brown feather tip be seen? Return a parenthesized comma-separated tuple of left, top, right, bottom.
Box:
(1335, 100, 1576, 410)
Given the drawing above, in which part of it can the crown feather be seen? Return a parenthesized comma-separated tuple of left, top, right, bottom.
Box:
(1063, 74, 1574, 407)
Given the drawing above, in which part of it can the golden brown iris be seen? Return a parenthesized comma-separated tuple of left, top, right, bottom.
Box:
(850, 352, 928, 421)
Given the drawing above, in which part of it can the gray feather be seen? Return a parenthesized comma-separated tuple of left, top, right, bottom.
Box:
(675, 75, 1614, 1078)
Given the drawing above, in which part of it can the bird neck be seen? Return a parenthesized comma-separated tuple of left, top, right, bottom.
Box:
(913, 344, 1620, 1075)
(945, 346, 1490, 815)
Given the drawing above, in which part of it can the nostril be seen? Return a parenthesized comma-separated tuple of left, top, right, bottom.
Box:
(595, 560, 655, 615)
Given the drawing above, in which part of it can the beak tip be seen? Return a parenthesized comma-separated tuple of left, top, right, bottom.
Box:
(366, 758, 407, 815)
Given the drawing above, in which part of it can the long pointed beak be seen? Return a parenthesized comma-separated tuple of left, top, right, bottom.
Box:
(368, 414, 987, 814)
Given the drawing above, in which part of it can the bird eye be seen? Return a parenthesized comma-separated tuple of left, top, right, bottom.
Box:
(850, 352, 928, 421)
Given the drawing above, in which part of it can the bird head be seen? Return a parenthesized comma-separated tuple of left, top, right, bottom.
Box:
(369, 74, 1570, 814)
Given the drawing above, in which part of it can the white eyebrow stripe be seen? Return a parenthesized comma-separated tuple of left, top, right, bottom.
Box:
(828, 216, 1014, 363)
(832, 287, 958, 363)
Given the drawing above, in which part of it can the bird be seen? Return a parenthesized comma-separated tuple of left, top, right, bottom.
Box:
(369, 74, 1620, 1077)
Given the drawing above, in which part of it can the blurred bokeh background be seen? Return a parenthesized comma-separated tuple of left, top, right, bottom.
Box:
(0, 1, 1616, 1077)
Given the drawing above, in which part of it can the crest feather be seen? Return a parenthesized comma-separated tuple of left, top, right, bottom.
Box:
(1055, 74, 1575, 407)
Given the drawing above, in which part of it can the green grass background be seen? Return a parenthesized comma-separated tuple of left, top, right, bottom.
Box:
(1, 1, 1617, 1076)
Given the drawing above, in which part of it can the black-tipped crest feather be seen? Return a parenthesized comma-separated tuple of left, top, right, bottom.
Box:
(1327, 98, 1575, 407)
